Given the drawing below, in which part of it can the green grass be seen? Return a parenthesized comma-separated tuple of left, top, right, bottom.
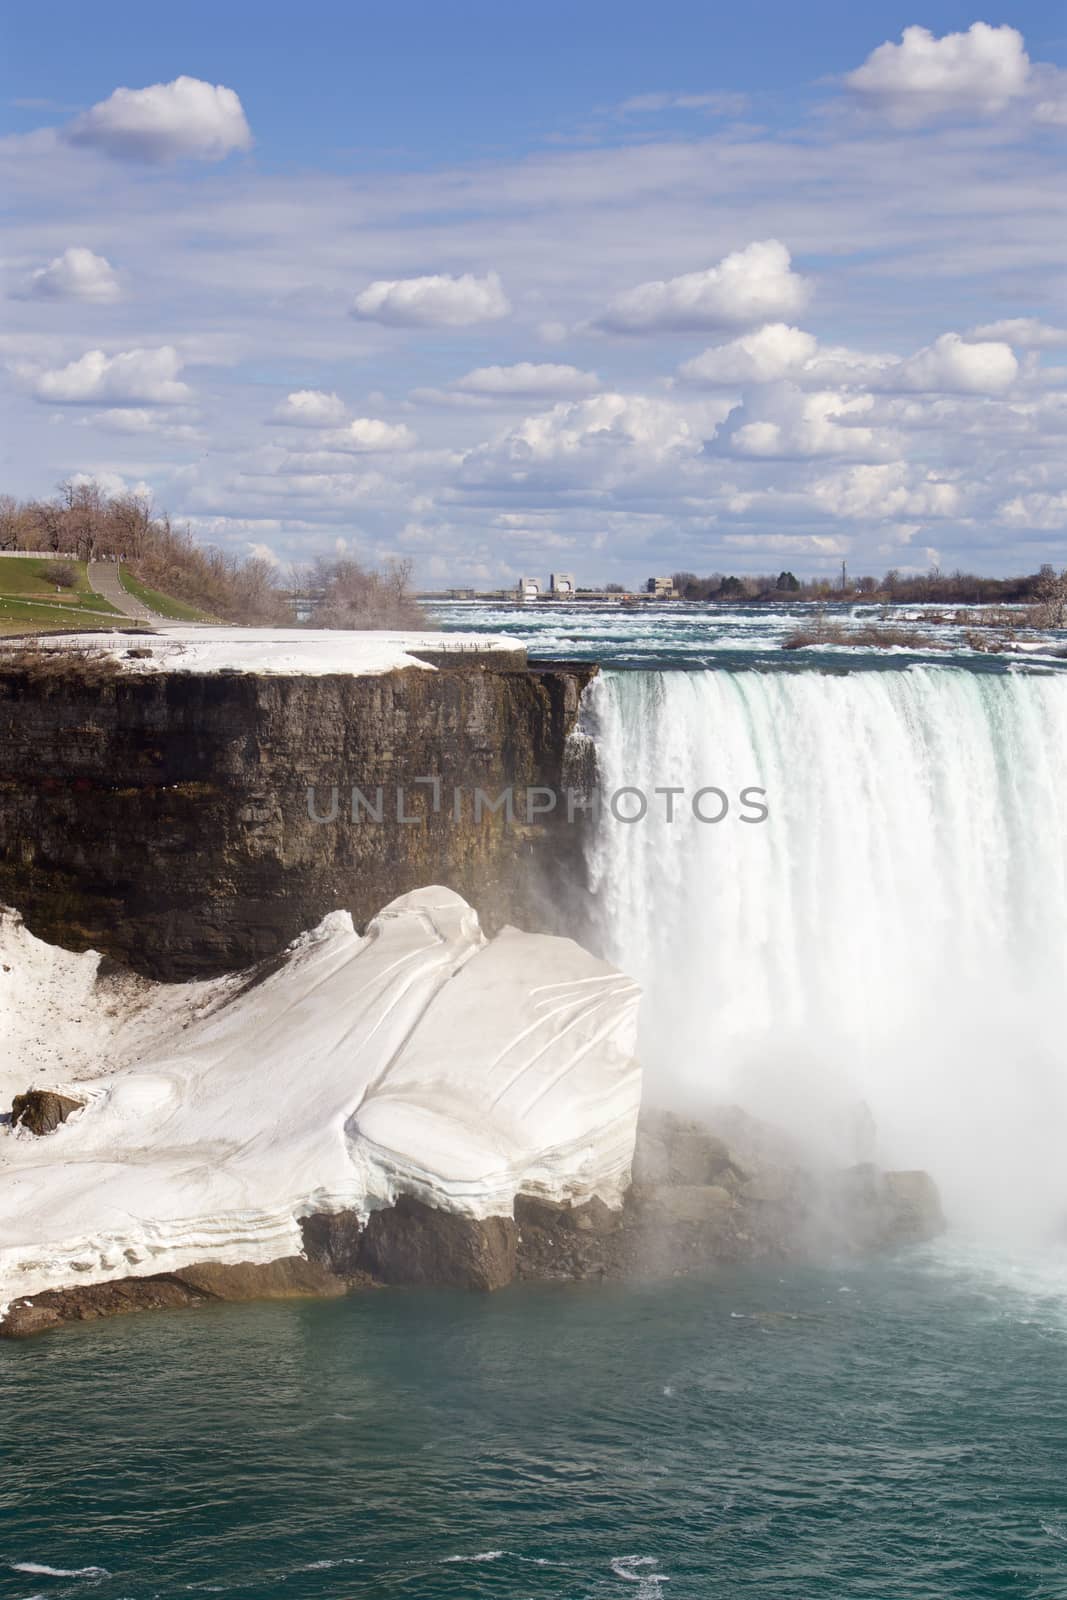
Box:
(0, 556, 120, 615)
(119, 567, 215, 622)
(0, 598, 144, 636)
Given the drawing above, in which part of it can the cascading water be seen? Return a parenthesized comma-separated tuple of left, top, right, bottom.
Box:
(583, 666, 1067, 1238)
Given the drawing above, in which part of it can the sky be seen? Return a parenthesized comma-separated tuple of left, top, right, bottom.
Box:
(2, 2, 1066, 586)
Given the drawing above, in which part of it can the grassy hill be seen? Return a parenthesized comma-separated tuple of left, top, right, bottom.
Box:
(0, 557, 124, 635)
(119, 567, 215, 623)
(0, 556, 213, 635)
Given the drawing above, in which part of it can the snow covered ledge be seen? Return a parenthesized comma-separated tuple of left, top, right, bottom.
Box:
(25, 626, 527, 676)
(0, 888, 640, 1312)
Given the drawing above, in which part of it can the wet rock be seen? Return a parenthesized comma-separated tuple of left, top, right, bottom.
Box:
(884, 1170, 945, 1244)
(831, 1163, 944, 1252)
(299, 1210, 365, 1276)
(171, 1258, 346, 1301)
(0, 1256, 349, 1338)
(10, 1089, 84, 1135)
(1, 1303, 64, 1338)
(360, 1195, 517, 1291)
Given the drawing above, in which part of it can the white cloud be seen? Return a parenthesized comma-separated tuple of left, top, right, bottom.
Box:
(846, 23, 1029, 121)
(886, 332, 1017, 395)
(810, 463, 963, 521)
(247, 542, 281, 565)
(64, 76, 253, 163)
(999, 491, 1067, 529)
(679, 323, 819, 384)
(271, 389, 347, 427)
(75, 407, 202, 441)
(322, 418, 416, 452)
(683, 325, 1019, 397)
(453, 362, 600, 397)
(596, 240, 810, 334)
(725, 385, 887, 459)
(504, 392, 704, 463)
(1033, 87, 1067, 127)
(845, 22, 1047, 125)
(969, 318, 1067, 350)
(351, 270, 510, 327)
(617, 91, 748, 116)
(30, 346, 192, 405)
(20, 246, 121, 303)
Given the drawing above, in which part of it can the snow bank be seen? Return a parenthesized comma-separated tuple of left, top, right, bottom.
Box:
(0, 889, 640, 1306)
(26, 627, 525, 676)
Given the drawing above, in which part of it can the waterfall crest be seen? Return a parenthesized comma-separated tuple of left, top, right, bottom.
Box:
(584, 667, 1067, 1235)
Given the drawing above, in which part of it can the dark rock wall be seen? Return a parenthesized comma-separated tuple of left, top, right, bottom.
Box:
(0, 658, 595, 978)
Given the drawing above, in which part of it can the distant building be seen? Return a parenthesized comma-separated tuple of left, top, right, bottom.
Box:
(550, 572, 576, 597)
(517, 576, 541, 602)
(448, 587, 475, 600)
(647, 576, 677, 599)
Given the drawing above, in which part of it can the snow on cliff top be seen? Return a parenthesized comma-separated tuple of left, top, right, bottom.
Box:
(0, 889, 641, 1306)
(29, 627, 526, 676)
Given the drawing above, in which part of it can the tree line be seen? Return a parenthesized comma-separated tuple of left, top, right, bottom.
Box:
(670, 565, 1067, 621)
(0, 482, 424, 629)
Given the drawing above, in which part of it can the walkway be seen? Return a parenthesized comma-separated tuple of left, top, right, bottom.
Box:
(87, 560, 158, 623)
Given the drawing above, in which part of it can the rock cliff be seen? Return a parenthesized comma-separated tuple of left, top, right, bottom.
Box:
(0, 648, 594, 978)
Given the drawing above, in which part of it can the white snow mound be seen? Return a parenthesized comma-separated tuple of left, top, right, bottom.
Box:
(0, 887, 641, 1305)
(22, 626, 525, 676)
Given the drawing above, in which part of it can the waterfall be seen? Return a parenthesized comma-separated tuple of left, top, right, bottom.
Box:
(583, 666, 1067, 1235)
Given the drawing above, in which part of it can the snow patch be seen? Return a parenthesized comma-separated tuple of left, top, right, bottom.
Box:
(0, 888, 640, 1305)
(22, 626, 525, 677)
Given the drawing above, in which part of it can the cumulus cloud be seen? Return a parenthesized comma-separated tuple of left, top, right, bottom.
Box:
(596, 241, 810, 334)
(322, 418, 416, 452)
(351, 270, 510, 327)
(845, 22, 1043, 125)
(683, 325, 1019, 397)
(453, 362, 600, 397)
(504, 393, 704, 463)
(969, 318, 1067, 350)
(30, 346, 192, 405)
(810, 463, 963, 521)
(885, 332, 1017, 394)
(64, 76, 252, 162)
(271, 389, 347, 427)
(19, 246, 121, 303)
(679, 324, 819, 385)
(723, 385, 887, 460)
(999, 491, 1067, 529)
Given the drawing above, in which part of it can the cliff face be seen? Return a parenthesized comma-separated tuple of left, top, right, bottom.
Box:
(0, 656, 595, 978)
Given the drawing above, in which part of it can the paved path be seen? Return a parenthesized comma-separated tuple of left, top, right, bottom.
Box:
(87, 560, 158, 623)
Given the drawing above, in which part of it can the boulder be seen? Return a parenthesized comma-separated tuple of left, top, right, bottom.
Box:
(360, 1195, 517, 1291)
(1, 1303, 63, 1339)
(10, 1090, 84, 1136)
(171, 1258, 346, 1301)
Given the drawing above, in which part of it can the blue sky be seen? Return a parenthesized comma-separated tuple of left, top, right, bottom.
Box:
(2, 4, 1066, 583)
